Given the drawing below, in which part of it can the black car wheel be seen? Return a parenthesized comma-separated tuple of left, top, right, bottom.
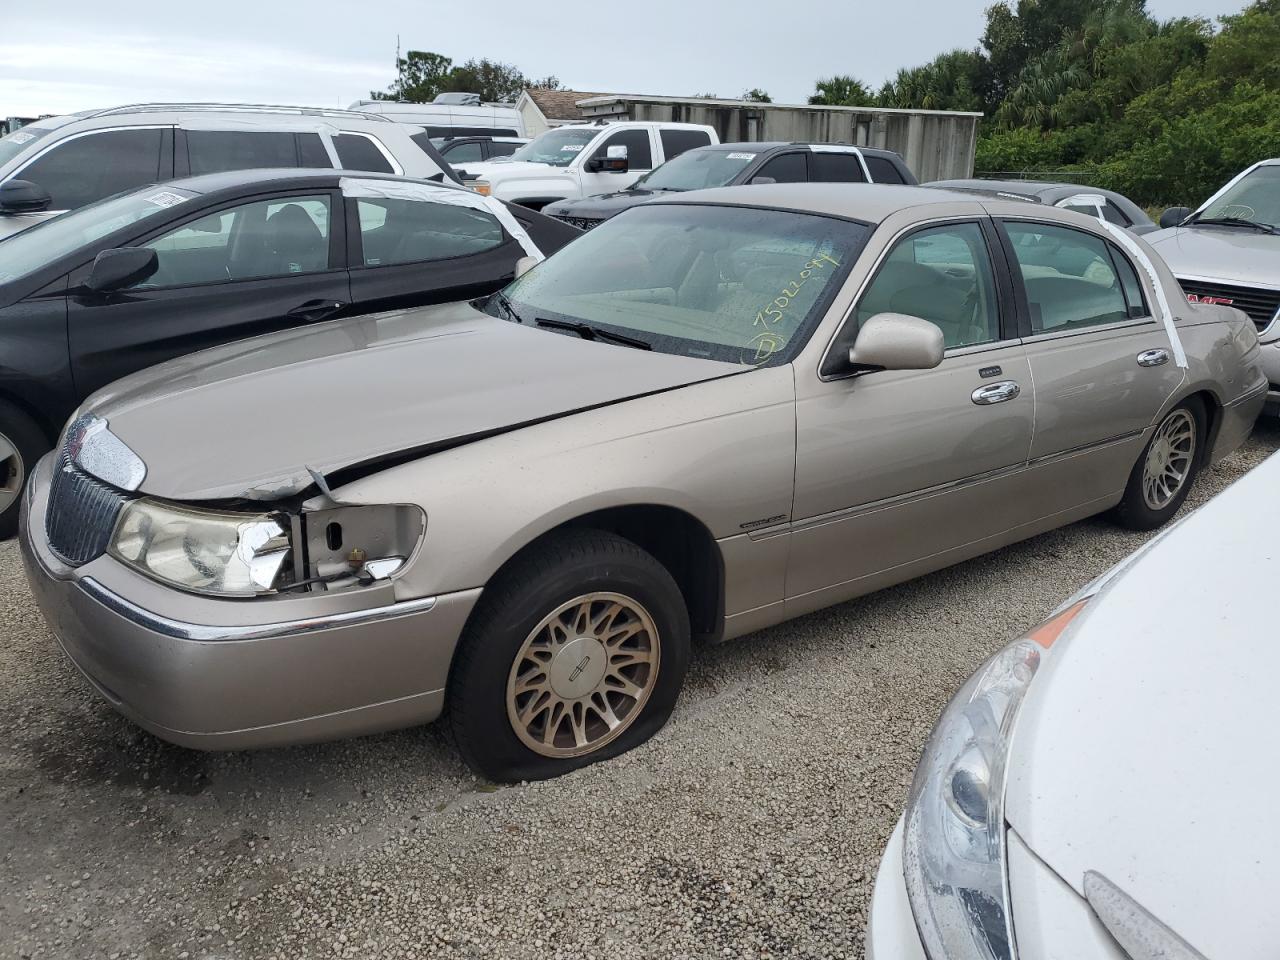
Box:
(0, 400, 49, 539)
(448, 529, 690, 782)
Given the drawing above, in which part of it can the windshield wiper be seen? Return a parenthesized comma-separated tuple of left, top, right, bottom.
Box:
(1189, 215, 1277, 234)
(489, 290, 523, 323)
(535, 318, 652, 350)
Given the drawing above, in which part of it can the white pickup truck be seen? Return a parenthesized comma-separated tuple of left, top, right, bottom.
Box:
(459, 121, 719, 210)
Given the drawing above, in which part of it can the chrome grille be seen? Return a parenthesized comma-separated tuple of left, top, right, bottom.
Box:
(552, 215, 603, 231)
(1177, 278, 1280, 331)
(44, 451, 130, 566)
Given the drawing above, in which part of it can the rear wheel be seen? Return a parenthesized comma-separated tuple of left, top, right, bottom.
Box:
(0, 401, 48, 539)
(448, 530, 690, 782)
(1112, 398, 1204, 531)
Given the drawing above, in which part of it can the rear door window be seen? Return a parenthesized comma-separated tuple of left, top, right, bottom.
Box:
(811, 152, 867, 183)
(18, 128, 165, 210)
(659, 129, 713, 161)
(754, 152, 806, 183)
(488, 141, 521, 158)
(1004, 222, 1131, 332)
(864, 155, 907, 184)
(186, 130, 297, 175)
(297, 133, 332, 168)
(356, 197, 505, 266)
(334, 133, 396, 174)
(1101, 201, 1131, 226)
(442, 140, 485, 164)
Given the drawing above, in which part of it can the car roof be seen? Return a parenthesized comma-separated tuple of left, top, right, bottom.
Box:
(647, 182, 982, 222)
(144, 167, 453, 196)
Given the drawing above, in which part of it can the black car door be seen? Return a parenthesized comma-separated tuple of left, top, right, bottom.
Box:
(67, 188, 350, 398)
(344, 191, 534, 313)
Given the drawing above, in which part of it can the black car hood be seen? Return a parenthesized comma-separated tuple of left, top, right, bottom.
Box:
(83, 301, 740, 501)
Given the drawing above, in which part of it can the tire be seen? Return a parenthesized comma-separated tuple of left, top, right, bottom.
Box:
(448, 529, 691, 783)
(0, 401, 49, 540)
(1112, 397, 1205, 531)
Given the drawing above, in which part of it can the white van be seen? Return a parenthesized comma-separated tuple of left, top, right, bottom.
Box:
(349, 94, 525, 139)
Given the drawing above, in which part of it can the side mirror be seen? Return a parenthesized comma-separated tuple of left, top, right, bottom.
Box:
(514, 256, 538, 279)
(85, 247, 159, 293)
(0, 179, 52, 215)
(848, 313, 945, 372)
(1159, 206, 1192, 229)
(590, 145, 630, 174)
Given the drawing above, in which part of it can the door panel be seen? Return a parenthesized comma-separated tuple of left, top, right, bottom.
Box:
(789, 342, 1034, 599)
(67, 271, 351, 399)
(1000, 219, 1183, 504)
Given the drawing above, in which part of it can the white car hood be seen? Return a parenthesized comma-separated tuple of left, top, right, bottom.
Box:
(1004, 454, 1280, 960)
(456, 160, 574, 183)
(1146, 224, 1280, 289)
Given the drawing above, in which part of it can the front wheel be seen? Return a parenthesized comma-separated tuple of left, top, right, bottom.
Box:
(0, 401, 49, 539)
(448, 530, 690, 782)
(1112, 398, 1204, 531)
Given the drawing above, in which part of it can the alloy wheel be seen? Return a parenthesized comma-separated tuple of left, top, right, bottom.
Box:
(0, 431, 24, 517)
(1142, 409, 1196, 511)
(506, 592, 660, 758)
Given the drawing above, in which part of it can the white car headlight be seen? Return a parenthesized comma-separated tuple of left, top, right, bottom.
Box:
(903, 601, 1089, 960)
(110, 499, 291, 597)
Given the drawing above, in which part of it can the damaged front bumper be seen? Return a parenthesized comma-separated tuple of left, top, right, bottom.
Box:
(19, 454, 479, 750)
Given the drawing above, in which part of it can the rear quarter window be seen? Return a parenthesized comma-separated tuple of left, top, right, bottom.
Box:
(334, 134, 396, 174)
(864, 155, 908, 185)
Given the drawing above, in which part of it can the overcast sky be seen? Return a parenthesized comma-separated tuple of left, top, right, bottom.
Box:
(3, 0, 1251, 118)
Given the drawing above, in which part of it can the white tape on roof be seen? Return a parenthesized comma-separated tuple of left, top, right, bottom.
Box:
(339, 177, 543, 261)
(1101, 221, 1188, 369)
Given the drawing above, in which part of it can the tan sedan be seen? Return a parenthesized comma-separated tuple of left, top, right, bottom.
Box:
(21, 184, 1266, 781)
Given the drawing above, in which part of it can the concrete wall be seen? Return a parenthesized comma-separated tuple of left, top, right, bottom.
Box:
(580, 100, 980, 182)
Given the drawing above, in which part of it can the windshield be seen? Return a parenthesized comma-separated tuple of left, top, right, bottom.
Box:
(0, 185, 196, 286)
(507, 129, 596, 167)
(491, 203, 869, 366)
(1198, 164, 1280, 227)
(635, 149, 761, 192)
(0, 126, 54, 167)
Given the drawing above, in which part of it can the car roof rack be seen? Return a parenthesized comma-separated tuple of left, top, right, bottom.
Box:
(80, 103, 395, 122)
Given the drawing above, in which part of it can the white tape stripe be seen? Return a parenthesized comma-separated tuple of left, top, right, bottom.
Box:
(1101, 222, 1187, 368)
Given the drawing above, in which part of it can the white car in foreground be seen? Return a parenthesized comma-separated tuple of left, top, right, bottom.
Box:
(869, 451, 1279, 960)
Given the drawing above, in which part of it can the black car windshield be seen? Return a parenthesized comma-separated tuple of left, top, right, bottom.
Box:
(0, 185, 198, 286)
(635, 148, 763, 192)
(506, 129, 596, 167)
(491, 203, 869, 367)
(1197, 164, 1280, 227)
(0, 125, 54, 167)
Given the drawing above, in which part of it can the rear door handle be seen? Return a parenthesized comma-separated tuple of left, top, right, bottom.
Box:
(287, 299, 347, 323)
(972, 381, 1021, 405)
(1137, 348, 1170, 367)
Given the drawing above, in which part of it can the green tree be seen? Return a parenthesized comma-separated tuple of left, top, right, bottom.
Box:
(369, 50, 452, 102)
(741, 88, 773, 103)
(445, 58, 529, 102)
(808, 75, 875, 106)
(877, 49, 990, 112)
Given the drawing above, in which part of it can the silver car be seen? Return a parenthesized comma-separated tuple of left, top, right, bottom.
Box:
(20, 185, 1267, 781)
(1146, 158, 1280, 414)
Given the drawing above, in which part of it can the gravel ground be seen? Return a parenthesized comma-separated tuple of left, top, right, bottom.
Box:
(3, 421, 1278, 960)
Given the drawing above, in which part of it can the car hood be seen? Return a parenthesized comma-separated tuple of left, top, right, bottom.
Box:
(82, 301, 740, 502)
(544, 190, 663, 219)
(454, 160, 574, 183)
(1145, 224, 1280, 288)
(1004, 454, 1280, 960)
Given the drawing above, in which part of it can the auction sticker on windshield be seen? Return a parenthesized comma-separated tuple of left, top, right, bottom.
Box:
(726, 153, 757, 161)
(143, 191, 189, 208)
(561, 145, 585, 152)
(5, 131, 36, 145)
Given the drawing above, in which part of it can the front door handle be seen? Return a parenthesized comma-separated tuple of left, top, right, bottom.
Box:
(972, 381, 1021, 405)
(287, 299, 347, 323)
(1137, 348, 1170, 367)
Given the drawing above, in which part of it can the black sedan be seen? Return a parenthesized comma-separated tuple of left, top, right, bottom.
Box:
(0, 168, 580, 534)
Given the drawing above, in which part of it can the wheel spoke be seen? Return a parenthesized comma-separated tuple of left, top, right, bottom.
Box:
(604, 672, 646, 701)
(589, 694, 623, 731)
(518, 690, 554, 728)
(608, 649, 653, 670)
(568, 702, 589, 748)
(541, 701, 568, 746)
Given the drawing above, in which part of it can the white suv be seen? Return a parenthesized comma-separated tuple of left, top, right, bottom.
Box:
(462, 121, 719, 210)
(0, 103, 457, 215)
